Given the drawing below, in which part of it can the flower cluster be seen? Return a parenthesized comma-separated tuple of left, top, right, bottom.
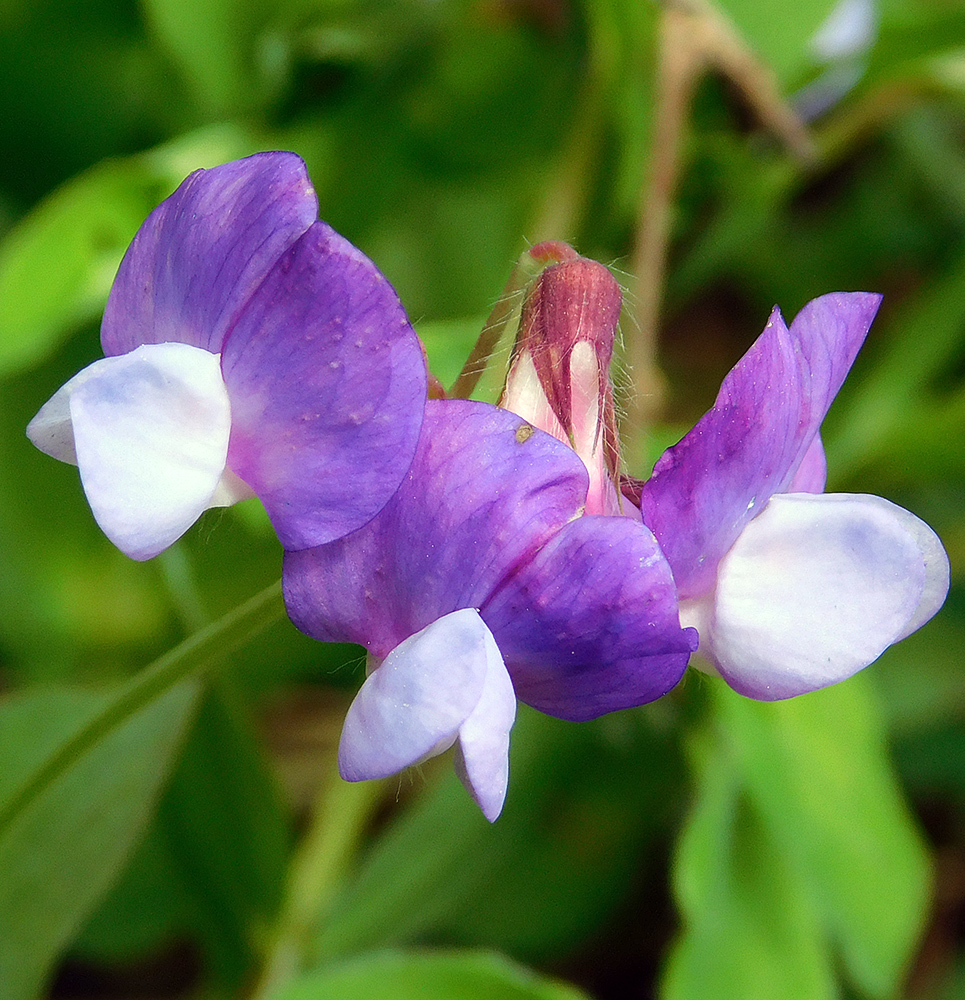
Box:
(29, 154, 950, 820)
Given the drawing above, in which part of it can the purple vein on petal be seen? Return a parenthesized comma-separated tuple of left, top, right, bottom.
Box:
(283, 399, 590, 656)
(221, 219, 428, 550)
(102, 152, 318, 356)
(641, 292, 880, 598)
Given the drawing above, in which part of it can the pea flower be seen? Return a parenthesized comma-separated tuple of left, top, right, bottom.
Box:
(27, 153, 427, 559)
(498, 241, 624, 516)
(284, 399, 697, 820)
(640, 293, 949, 699)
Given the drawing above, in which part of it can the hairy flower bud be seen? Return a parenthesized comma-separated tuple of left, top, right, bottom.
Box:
(499, 241, 623, 515)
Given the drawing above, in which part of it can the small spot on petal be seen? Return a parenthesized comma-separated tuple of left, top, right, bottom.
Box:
(515, 423, 534, 443)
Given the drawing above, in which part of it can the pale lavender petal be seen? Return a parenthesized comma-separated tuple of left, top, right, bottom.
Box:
(102, 153, 317, 356)
(283, 399, 588, 653)
(706, 492, 942, 700)
(338, 609, 490, 782)
(788, 434, 827, 493)
(221, 220, 427, 549)
(453, 624, 516, 822)
(63, 343, 230, 560)
(642, 292, 880, 597)
(484, 514, 697, 720)
(886, 500, 951, 639)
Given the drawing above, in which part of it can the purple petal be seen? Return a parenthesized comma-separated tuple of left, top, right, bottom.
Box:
(483, 515, 697, 721)
(642, 292, 880, 597)
(706, 492, 946, 699)
(102, 153, 317, 356)
(221, 220, 427, 549)
(283, 399, 589, 652)
(788, 433, 827, 493)
(453, 623, 516, 822)
(338, 609, 490, 781)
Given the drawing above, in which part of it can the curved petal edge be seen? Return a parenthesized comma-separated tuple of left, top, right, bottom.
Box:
(706, 492, 948, 700)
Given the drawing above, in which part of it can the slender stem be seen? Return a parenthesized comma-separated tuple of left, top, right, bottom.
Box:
(250, 764, 386, 999)
(623, 0, 816, 472)
(157, 543, 210, 633)
(0, 579, 285, 837)
(450, 262, 528, 399)
(624, 5, 704, 464)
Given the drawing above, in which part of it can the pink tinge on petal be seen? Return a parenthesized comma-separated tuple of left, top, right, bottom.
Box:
(338, 609, 492, 783)
(707, 492, 945, 700)
(66, 343, 231, 560)
(499, 252, 624, 516)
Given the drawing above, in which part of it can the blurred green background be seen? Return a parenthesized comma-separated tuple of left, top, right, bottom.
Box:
(1, 0, 964, 998)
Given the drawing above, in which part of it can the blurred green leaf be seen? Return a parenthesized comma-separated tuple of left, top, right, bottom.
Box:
(717, 0, 839, 82)
(415, 316, 486, 390)
(0, 161, 165, 379)
(0, 682, 198, 1000)
(272, 949, 589, 1000)
(0, 124, 257, 381)
(140, 0, 275, 114)
(664, 728, 835, 1000)
(70, 820, 193, 963)
(315, 704, 684, 963)
(825, 242, 965, 480)
(713, 675, 931, 998)
(158, 684, 290, 988)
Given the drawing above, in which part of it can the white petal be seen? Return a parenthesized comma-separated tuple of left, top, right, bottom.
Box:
(28, 361, 109, 464)
(707, 493, 945, 700)
(56, 343, 231, 560)
(887, 500, 950, 640)
(338, 609, 491, 783)
(453, 623, 516, 821)
(811, 0, 877, 61)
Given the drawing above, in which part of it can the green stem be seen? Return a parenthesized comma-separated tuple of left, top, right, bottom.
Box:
(250, 764, 386, 999)
(0, 579, 285, 837)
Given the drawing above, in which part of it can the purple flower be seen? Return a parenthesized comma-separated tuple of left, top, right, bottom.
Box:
(284, 399, 697, 820)
(27, 153, 427, 560)
(641, 293, 949, 700)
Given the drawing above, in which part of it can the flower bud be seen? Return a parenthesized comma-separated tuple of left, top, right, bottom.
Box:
(499, 242, 623, 515)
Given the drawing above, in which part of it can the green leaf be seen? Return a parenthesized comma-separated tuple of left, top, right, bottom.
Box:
(316, 705, 684, 963)
(140, 0, 276, 114)
(0, 162, 166, 379)
(0, 580, 285, 998)
(713, 676, 932, 998)
(0, 682, 198, 1000)
(271, 949, 589, 1000)
(158, 684, 290, 988)
(415, 316, 487, 391)
(664, 729, 836, 1000)
(0, 124, 257, 381)
(717, 0, 840, 82)
(826, 244, 965, 479)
